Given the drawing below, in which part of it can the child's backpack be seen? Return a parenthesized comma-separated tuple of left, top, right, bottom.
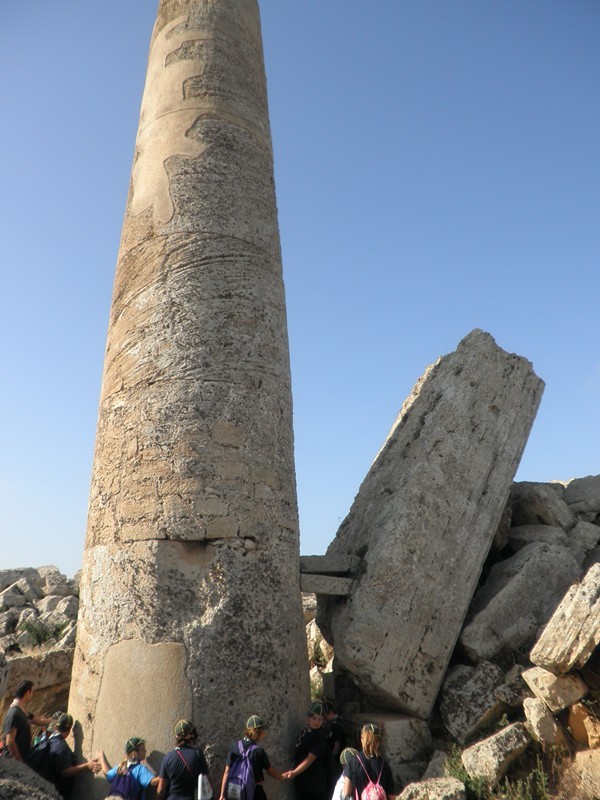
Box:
(356, 755, 386, 800)
(225, 740, 256, 800)
(26, 734, 52, 779)
(107, 766, 141, 800)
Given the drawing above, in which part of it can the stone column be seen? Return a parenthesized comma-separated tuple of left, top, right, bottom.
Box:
(68, 2, 308, 795)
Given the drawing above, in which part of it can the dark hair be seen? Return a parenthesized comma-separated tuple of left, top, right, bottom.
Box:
(15, 681, 34, 699)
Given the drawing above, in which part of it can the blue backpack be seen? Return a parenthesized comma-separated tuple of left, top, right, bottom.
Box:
(108, 766, 141, 800)
(225, 740, 256, 800)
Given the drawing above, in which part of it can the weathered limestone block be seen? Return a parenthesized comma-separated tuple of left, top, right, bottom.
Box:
(422, 751, 450, 780)
(299, 555, 360, 574)
(584, 714, 600, 748)
(37, 567, 71, 598)
(567, 702, 593, 745)
(398, 778, 466, 800)
(354, 713, 432, 768)
(439, 662, 505, 744)
(530, 563, 600, 673)
(35, 596, 64, 614)
(522, 666, 588, 712)
(568, 521, 600, 566)
(507, 524, 569, 552)
(564, 475, 600, 517)
(306, 619, 334, 664)
(523, 697, 568, 749)
(12, 577, 41, 603)
(0, 568, 41, 594)
(461, 723, 530, 784)
(0, 649, 73, 721)
(302, 593, 317, 623)
(0, 588, 25, 610)
(511, 481, 576, 530)
(460, 542, 582, 662)
(0, 610, 18, 637)
(0, 755, 61, 799)
(318, 331, 543, 717)
(300, 575, 352, 595)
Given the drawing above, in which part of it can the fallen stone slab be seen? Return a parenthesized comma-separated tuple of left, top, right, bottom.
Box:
(530, 562, 600, 673)
(523, 697, 568, 749)
(439, 662, 505, 744)
(317, 331, 543, 717)
(567, 702, 593, 745)
(522, 666, 588, 713)
(299, 554, 360, 574)
(460, 542, 582, 662)
(398, 777, 466, 800)
(461, 723, 530, 784)
(299, 575, 352, 595)
(511, 481, 576, 530)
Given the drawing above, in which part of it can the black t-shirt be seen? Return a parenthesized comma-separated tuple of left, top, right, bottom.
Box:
(2, 705, 32, 760)
(343, 753, 395, 797)
(226, 738, 271, 784)
(293, 727, 328, 794)
(159, 745, 208, 800)
(327, 718, 346, 754)
(48, 735, 76, 798)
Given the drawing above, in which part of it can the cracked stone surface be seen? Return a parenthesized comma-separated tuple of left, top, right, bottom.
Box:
(69, 3, 307, 797)
(317, 330, 543, 718)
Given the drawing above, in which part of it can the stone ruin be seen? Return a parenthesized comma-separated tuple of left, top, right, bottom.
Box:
(300, 331, 600, 796)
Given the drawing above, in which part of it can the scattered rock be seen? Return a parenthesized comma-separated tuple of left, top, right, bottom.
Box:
(460, 542, 582, 662)
(398, 777, 466, 800)
(523, 697, 568, 749)
(522, 666, 588, 713)
(439, 662, 505, 744)
(530, 562, 600, 673)
(511, 481, 576, 530)
(461, 723, 530, 784)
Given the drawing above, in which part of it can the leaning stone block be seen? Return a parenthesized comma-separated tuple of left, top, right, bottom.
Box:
(523, 697, 567, 749)
(522, 666, 588, 713)
(440, 662, 505, 744)
(318, 331, 543, 717)
(0, 589, 25, 610)
(461, 723, 530, 784)
(460, 542, 581, 662)
(530, 562, 600, 673)
(398, 778, 466, 800)
(583, 714, 600, 748)
(567, 702, 592, 745)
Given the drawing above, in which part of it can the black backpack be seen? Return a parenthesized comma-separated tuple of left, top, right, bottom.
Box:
(26, 734, 52, 779)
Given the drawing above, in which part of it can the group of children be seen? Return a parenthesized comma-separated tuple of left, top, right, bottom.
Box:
(2, 681, 396, 800)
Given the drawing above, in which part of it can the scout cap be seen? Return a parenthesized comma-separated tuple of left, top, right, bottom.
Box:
(308, 702, 325, 717)
(57, 713, 73, 731)
(340, 747, 358, 765)
(174, 719, 196, 737)
(246, 715, 267, 730)
(125, 736, 145, 753)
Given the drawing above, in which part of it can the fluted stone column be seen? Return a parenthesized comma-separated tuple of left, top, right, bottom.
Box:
(69, 2, 308, 796)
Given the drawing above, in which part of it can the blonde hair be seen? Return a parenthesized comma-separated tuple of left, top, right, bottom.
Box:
(360, 724, 382, 758)
(244, 727, 261, 742)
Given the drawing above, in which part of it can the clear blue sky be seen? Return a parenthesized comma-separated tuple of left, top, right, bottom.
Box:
(1, 1, 599, 578)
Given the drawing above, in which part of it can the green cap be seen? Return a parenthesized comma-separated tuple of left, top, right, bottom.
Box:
(125, 736, 145, 754)
(307, 703, 325, 717)
(362, 723, 382, 736)
(57, 713, 73, 731)
(340, 747, 358, 766)
(174, 719, 196, 737)
(246, 715, 267, 730)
